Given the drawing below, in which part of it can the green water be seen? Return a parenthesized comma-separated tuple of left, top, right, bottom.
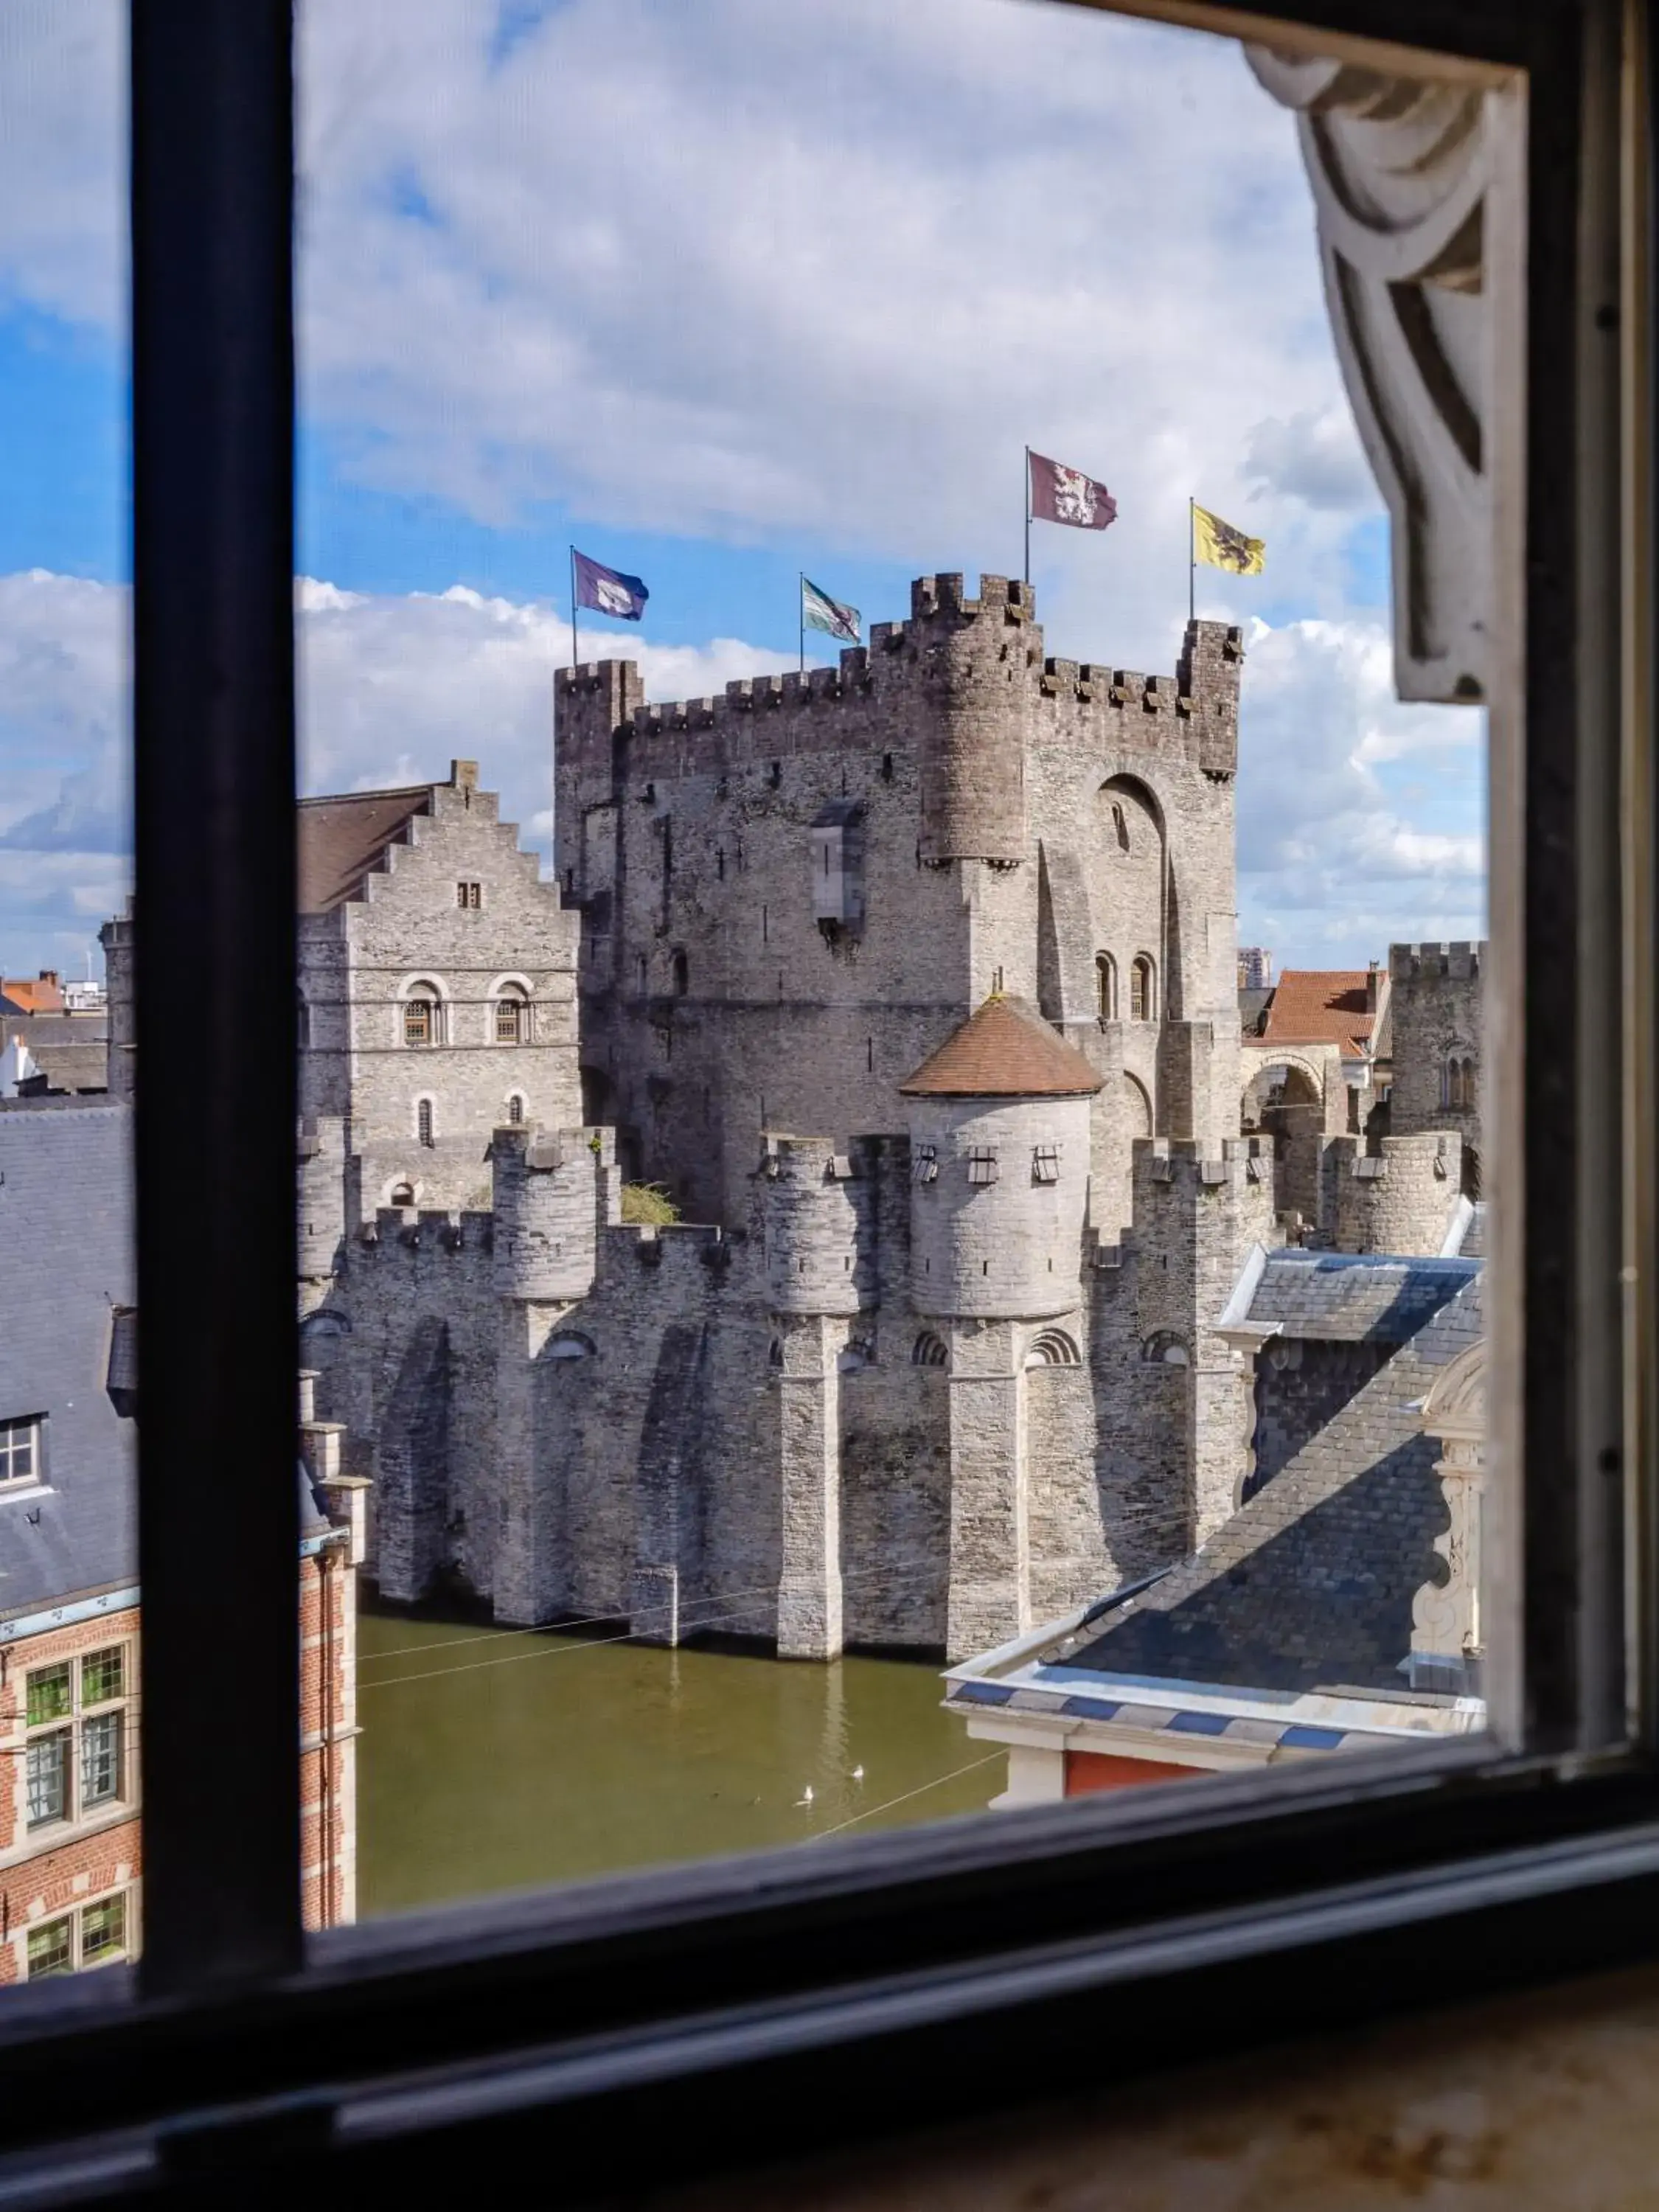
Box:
(357, 1610, 1004, 1916)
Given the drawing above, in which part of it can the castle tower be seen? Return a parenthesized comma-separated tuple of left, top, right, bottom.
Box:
(905, 574, 1034, 865)
(97, 900, 135, 1105)
(296, 1115, 347, 1310)
(899, 997, 1102, 1659)
(1131, 1137, 1279, 1544)
(1321, 1130, 1466, 1255)
(1387, 941, 1484, 1196)
(490, 1124, 605, 1628)
(759, 1135, 876, 1659)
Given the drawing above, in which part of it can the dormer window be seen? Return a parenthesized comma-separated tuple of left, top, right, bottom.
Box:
(456, 880, 481, 910)
(967, 1148, 998, 1187)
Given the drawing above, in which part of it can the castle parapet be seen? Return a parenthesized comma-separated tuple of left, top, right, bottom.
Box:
(1390, 939, 1485, 981)
(1323, 1131, 1464, 1255)
(760, 1134, 874, 1315)
(492, 1124, 603, 1301)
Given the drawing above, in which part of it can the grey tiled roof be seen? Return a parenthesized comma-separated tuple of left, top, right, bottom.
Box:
(1058, 1275, 1484, 1696)
(1245, 1250, 1478, 1343)
(0, 1105, 136, 1619)
(1459, 1204, 1488, 1259)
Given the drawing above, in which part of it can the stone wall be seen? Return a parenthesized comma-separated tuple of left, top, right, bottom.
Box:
(556, 579, 1244, 1226)
(300, 776, 582, 1219)
(1324, 1131, 1464, 1256)
(1387, 940, 1484, 1188)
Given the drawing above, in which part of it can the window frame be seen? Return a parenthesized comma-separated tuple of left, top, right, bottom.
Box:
(1, 0, 1654, 2198)
(0, 1412, 44, 1492)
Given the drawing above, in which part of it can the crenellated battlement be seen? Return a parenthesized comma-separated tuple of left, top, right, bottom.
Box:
(357, 1205, 495, 1254)
(1390, 939, 1485, 982)
(553, 585, 1245, 804)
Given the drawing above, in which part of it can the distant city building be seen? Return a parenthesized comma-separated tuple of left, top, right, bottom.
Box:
(0, 1101, 364, 1982)
(0, 970, 64, 1019)
(1236, 946, 1273, 990)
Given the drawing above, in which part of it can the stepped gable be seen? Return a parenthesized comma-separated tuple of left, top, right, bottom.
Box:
(897, 994, 1104, 1099)
(298, 786, 433, 914)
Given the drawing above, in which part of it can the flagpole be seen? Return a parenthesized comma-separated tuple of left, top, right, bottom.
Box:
(799, 572, 804, 675)
(569, 545, 578, 672)
(1188, 498, 1195, 625)
(1023, 447, 1032, 588)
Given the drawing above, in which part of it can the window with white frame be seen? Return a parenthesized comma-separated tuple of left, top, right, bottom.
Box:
(403, 986, 441, 1047)
(0, 1413, 43, 1489)
(494, 984, 527, 1044)
(25, 1889, 131, 1980)
(23, 1644, 131, 1833)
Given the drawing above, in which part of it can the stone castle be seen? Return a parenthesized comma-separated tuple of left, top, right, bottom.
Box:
(102, 575, 1484, 1662)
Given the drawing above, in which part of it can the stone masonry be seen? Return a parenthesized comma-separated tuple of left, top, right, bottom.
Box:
(101, 578, 1481, 1664)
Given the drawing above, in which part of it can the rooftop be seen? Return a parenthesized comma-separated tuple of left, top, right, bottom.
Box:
(296, 786, 433, 914)
(897, 995, 1105, 1100)
(1259, 969, 1380, 1058)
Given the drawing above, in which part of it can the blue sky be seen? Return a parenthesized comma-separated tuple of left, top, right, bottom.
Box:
(0, 0, 1484, 981)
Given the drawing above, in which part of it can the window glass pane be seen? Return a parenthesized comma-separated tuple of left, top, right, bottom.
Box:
(283, 0, 1504, 1931)
(25, 1917, 73, 1980)
(26, 1733, 69, 1828)
(25, 1664, 71, 1730)
(80, 1710, 122, 1809)
(80, 1646, 125, 1707)
(0, 0, 140, 1994)
(78, 1893, 126, 1965)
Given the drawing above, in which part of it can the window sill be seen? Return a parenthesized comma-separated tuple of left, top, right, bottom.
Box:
(0, 1484, 51, 1508)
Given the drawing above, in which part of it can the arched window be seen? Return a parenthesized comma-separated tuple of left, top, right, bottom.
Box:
(1443, 1054, 1474, 1110)
(1095, 952, 1117, 1022)
(403, 985, 440, 1048)
(1141, 1330, 1189, 1366)
(1110, 801, 1130, 852)
(911, 1330, 949, 1368)
(390, 1182, 416, 1210)
(495, 984, 526, 1045)
(1130, 954, 1155, 1022)
(416, 1099, 434, 1148)
(505, 1093, 525, 1127)
(672, 948, 689, 996)
(1025, 1329, 1081, 1368)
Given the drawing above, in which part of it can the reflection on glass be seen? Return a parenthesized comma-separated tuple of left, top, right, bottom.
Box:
(275, 0, 1495, 1914)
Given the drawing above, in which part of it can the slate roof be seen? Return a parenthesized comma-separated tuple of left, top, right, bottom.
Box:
(0, 1105, 136, 1620)
(1051, 1274, 1484, 1696)
(1260, 969, 1378, 1057)
(297, 786, 432, 914)
(898, 995, 1104, 1099)
(1238, 986, 1274, 1037)
(1245, 1249, 1478, 1343)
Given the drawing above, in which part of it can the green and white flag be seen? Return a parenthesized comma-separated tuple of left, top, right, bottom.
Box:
(801, 575, 860, 644)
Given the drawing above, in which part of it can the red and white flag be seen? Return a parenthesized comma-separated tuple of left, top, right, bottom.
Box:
(1028, 450, 1117, 532)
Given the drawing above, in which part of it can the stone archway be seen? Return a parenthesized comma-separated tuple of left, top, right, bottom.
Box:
(1245, 1057, 1326, 1228)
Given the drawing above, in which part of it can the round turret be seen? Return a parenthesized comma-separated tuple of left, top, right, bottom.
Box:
(760, 1135, 872, 1315)
(296, 1116, 347, 1283)
(492, 1125, 599, 1301)
(900, 997, 1100, 1319)
(908, 574, 1034, 864)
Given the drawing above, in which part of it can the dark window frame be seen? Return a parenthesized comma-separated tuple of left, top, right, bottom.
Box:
(0, 0, 1654, 2200)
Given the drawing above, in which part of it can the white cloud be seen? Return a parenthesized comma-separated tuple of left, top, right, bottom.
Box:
(0, 567, 1484, 977)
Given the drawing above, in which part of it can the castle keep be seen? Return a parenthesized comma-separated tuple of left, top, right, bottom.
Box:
(103, 577, 1484, 1663)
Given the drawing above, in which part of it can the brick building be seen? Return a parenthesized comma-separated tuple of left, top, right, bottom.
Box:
(0, 1102, 362, 1983)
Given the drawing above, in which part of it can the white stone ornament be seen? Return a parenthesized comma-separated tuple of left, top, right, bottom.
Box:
(1245, 48, 1510, 703)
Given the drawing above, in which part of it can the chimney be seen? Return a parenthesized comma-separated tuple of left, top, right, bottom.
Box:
(1366, 959, 1380, 1014)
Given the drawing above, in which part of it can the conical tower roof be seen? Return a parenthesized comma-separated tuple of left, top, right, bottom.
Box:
(898, 995, 1104, 1099)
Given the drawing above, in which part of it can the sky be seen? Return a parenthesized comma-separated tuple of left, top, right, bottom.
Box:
(0, 0, 1486, 981)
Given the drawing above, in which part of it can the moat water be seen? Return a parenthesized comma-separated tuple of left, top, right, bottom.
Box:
(357, 1609, 1004, 1916)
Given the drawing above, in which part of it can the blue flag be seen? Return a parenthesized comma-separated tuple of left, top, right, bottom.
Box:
(573, 549, 650, 622)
